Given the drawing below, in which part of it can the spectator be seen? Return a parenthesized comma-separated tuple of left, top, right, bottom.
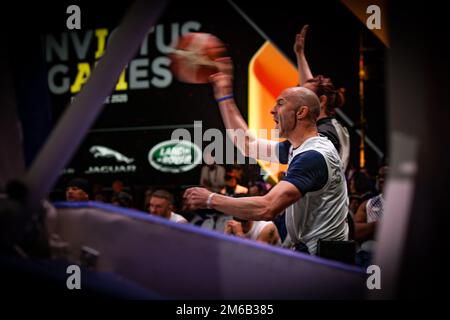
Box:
(225, 218, 281, 246)
(65, 178, 90, 201)
(220, 169, 248, 196)
(148, 189, 187, 223)
(199, 154, 225, 193)
(354, 166, 388, 267)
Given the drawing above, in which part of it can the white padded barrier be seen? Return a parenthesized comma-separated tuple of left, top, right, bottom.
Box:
(53, 202, 365, 299)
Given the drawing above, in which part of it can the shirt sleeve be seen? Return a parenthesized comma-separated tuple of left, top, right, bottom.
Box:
(276, 140, 291, 164)
(282, 150, 328, 195)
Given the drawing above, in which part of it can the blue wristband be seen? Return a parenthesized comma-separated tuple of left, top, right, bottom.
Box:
(216, 94, 234, 103)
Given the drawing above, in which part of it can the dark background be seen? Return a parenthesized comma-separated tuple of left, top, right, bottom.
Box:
(6, 0, 387, 193)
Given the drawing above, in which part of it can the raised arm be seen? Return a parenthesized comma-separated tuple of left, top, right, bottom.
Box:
(210, 58, 280, 163)
(294, 25, 314, 85)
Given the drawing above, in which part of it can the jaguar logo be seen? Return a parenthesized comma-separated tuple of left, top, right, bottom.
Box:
(89, 145, 134, 164)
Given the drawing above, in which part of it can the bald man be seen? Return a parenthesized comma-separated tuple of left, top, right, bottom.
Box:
(184, 58, 348, 255)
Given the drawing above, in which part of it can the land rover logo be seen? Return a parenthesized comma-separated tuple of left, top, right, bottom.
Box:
(148, 140, 201, 173)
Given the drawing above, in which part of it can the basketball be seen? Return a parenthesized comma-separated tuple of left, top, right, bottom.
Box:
(170, 32, 227, 84)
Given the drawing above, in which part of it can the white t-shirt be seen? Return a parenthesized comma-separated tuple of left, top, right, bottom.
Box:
(170, 212, 187, 223)
(244, 221, 281, 245)
(366, 194, 384, 223)
(244, 221, 272, 240)
(283, 136, 349, 255)
(359, 194, 384, 253)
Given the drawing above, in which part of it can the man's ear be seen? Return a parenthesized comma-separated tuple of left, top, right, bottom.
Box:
(297, 106, 308, 120)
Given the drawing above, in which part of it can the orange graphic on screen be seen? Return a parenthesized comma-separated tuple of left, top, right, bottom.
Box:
(248, 41, 299, 183)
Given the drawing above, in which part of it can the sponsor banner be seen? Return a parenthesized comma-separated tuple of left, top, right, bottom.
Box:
(58, 126, 204, 187)
(148, 140, 202, 174)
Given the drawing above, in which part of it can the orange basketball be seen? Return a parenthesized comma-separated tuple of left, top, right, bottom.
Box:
(170, 32, 227, 84)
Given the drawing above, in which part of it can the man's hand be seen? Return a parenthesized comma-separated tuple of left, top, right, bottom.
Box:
(293, 25, 309, 56)
(183, 187, 212, 211)
(210, 57, 234, 100)
(225, 220, 245, 237)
